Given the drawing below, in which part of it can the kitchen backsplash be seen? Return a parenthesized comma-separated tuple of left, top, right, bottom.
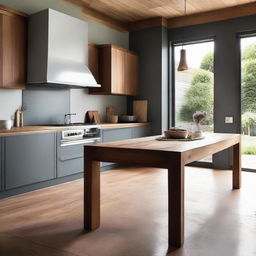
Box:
(70, 89, 127, 123)
(21, 87, 127, 125)
(22, 87, 71, 125)
(0, 89, 22, 120)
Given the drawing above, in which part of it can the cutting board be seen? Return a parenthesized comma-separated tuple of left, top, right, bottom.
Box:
(133, 100, 148, 122)
(86, 111, 101, 124)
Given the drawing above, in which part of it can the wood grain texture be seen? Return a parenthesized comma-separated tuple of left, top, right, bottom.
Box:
(88, 42, 99, 83)
(62, 0, 256, 31)
(89, 44, 139, 96)
(0, 123, 150, 136)
(126, 17, 168, 31)
(84, 147, 100, 230)
(168, 2, 256, 28)
(0, 5, 28, 17)
(84, 133, 241, 248)
(233, 141, 241, 189)
(1, 166, 254, 256)
(0, 12, 26, 89)
(133, 100, 148, 122)
(168, 156, 184, 248)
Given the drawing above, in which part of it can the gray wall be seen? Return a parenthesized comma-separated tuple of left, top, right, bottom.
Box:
(129, 27, 169, 135)
(0, 90, 22, 120)
(168, 15, 256, 169)
(23, 88, 70, 125)
(0, 0, 129, 123)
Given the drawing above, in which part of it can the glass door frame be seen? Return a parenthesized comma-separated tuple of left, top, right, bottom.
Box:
(169, 37, 215, 168)
(238, 32, 256, 173)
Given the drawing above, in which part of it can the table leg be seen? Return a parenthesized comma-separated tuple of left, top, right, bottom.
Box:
(168, 157, 184, 248)
(84, 150, 100, 230)
(233, 142, 241, 189)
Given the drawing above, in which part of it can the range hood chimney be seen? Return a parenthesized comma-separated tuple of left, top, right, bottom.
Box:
(27, 9, 100, 88)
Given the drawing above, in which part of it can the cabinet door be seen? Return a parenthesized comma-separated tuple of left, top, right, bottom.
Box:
(111, 47, 125, 94)
(57, 132, 84, 177)
(5, 133, 56, 190)
(132, 126, 151, 138)
(0, 13, 26, 89)
(88, 42, 99, 83)
(102, 128, 132, 167)
(0, 137, 2, 191)
(125, 52, 139, 96)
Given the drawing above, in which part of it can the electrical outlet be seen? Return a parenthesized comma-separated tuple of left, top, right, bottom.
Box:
(225, 116, 233, 124)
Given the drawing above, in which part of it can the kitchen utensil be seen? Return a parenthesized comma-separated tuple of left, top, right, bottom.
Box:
(106, 106, 117, 123)
(86, 111, 101, 124)
(0, 120, 13, 130)
(118, 115, 137, 123)
(164, 128, 188, 139)
(108, 115, 118, 123)
(133, 100, 148, 122)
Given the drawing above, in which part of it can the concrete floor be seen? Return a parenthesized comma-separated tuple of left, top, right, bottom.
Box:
(0, 167, 256, 256)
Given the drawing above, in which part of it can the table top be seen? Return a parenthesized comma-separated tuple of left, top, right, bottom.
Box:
(92, 133, 240, 153)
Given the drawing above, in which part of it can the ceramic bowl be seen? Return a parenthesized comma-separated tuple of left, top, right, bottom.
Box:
(0, 120, 13, 130)
(164, 128, 188, 139)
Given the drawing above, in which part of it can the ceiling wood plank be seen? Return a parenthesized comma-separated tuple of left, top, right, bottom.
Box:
(0, 5, 28, 17)
(168, 2, 256, 28)
(126, 17, 168, 32)
(61, 0, 256, 31)
(81, 6, 128, 32)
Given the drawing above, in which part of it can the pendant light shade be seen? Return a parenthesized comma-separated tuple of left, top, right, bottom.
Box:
(177, 49, 188, 71)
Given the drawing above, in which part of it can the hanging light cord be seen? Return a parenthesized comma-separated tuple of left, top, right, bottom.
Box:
(182, 0, 187, 49)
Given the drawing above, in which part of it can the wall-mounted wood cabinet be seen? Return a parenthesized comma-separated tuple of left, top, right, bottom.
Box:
(0, 8, 27, 89)
(89, 44, 139, 96)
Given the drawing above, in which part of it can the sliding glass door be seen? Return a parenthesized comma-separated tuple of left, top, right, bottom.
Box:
(172, 40, 214, 163)
(240, 36, 256, 171)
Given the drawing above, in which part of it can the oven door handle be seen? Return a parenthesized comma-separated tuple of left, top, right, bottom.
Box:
(60, 138, 101, 147)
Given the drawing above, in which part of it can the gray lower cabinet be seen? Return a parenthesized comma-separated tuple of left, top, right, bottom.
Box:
(101, 126, 151, 167)
(0, 137, 3, 191)
(102, 128, 132, 167)
(5, 133, 56, 190)
(132, 126, 151, 138)
(56, 133, 84, 178)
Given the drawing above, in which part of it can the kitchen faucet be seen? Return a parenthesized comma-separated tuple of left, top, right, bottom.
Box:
(64, 113, 76, 125)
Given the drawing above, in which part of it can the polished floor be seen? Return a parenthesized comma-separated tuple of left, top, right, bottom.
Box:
(0, 167, 256, 256)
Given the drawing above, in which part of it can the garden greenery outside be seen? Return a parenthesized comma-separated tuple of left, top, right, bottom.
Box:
(175, 40, 256, 158)
(241, 43, 256, 155)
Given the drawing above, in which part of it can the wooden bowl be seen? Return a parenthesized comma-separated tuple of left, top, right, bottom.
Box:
(164, 128, 188, 139)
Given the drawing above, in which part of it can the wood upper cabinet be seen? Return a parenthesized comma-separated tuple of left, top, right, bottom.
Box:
(89, 44, 139, 96)
(88, 42, 99, 83)
(0, 8, 27, 89)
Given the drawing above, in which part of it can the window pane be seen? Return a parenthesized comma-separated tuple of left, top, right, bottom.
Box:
(241, 36, 256, 170)
(173, 41, 214, 163)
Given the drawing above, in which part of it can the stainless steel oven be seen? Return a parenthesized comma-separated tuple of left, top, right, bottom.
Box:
(60, 125, 101, 146)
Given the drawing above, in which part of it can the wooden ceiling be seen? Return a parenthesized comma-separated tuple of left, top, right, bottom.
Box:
(62, 0, 256, 31)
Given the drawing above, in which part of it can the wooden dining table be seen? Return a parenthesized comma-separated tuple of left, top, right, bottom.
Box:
(83, 133, 241, 248)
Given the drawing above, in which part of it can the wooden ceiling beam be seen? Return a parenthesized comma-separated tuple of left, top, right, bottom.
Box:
(0, 5, 28, 17)
(126, 17, 168, 32)
(168, 2, 256, 29)
(81, 6, 128, 32)
(61, 0, 256, 31)
(61, 0, 128, 32)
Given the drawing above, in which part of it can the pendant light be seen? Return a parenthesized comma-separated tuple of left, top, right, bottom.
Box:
(177, 0, 188, 71)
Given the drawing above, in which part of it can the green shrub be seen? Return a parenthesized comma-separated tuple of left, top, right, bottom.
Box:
(242, 146, 256, 155)
(242, 112, 256, 135)
(242, 59, 256, 113)
(200, 52, 214, 72)
(179, 70, 213, 122)
(242, 44, 256, 61)
(191, 70, 213, 85)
